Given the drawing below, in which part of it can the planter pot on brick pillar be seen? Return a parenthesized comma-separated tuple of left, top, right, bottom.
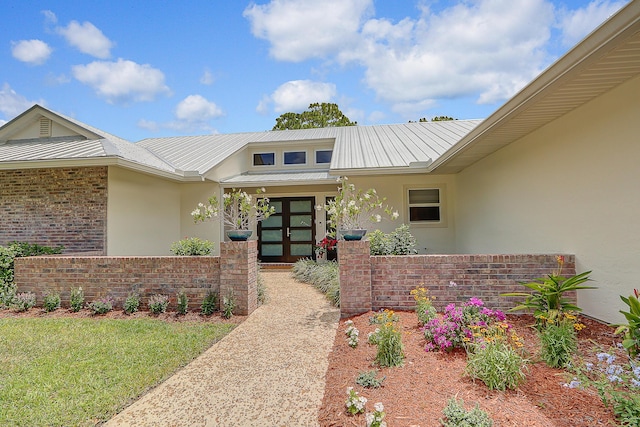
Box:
(219, 240, 258, 316)
(338, 240, 372, 318)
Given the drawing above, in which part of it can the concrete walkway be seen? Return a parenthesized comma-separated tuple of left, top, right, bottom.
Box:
(105, 271, 340, 427)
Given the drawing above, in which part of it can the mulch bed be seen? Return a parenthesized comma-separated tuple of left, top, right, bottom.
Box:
(319, 311, 619, 427)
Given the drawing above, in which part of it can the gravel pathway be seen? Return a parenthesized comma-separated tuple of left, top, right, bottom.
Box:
(105, 271, 340, 427)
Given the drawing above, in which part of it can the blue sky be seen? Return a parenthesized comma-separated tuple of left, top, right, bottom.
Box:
(0, 0, 629, 142)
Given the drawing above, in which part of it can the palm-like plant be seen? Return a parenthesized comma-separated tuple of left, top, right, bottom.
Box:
(615, 289, 640, 359)
(501, 256, 595, 327)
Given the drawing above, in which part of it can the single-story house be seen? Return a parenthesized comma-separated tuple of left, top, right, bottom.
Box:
(1, 1, 639, 323)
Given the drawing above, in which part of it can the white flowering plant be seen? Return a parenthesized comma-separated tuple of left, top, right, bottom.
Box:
(192, 187, 275, 230)
(366, 402, 387, 427)
(345, 320, 360, 348)
(325, 177, 399, 233)
(345, 387, 367, 415)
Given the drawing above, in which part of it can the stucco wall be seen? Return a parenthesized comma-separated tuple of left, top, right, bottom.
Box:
(347, 174, 457, 254)
(0, 166, 107, 253)
(454, 74, 640, 323)
(107, 166, 182, 255)
(180, 182, 221, 252)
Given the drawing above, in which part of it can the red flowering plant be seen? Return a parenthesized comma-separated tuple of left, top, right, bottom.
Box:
(315, 236, 337, 258)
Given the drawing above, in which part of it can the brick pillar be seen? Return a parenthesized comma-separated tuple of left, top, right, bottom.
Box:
(338, 240, 372, 318)
(219, 240, 258, 316)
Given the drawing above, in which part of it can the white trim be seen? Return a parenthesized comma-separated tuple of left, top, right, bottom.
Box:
(282, 150, 307, 166)
(252, 152, 276, 167)
(314, 148, 333, 165)
(404, 184, 448, 228)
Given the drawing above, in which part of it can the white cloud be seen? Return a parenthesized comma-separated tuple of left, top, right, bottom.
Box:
(11, 40, 52, 65)
(265, 80, 337, 113)
(138, 96, 223, 134)
(72, 59, 170, 104)
(558, 0, 627, 47)
(350, 0, 555, 109)
(244, 0, 373, 62)
(200, 69, 215, 85)
(175, 95, 223, 122)
(246, 0, 573, 114)
(0, 83, 43, 120)
(57, 19, 114, 58)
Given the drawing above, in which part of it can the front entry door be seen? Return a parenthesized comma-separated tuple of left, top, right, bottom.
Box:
(258, 197, 316, 263)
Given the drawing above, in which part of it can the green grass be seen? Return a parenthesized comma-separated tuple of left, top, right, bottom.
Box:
(291, 259, 340, 306)
(0, 318, 235, 427)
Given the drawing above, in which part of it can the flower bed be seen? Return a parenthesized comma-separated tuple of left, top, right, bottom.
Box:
(319, 311, 620, 426)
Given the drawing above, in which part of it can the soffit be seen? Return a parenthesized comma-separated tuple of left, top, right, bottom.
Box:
(432, 2, 640, 174)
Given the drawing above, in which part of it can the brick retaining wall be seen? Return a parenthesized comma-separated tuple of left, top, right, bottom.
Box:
(339, 241, 576, 317)
(13, 242, 259, 314)
(0, 167, 107, 254)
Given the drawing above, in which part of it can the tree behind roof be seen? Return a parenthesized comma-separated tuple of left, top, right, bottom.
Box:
(272, 103, 357, 130)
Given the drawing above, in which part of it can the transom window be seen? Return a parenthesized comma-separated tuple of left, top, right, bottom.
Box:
(315, 150, 333, 164)
(253, 152, 275, 166)
(408, 188, 441, 222)
(284, 151, 306, 165)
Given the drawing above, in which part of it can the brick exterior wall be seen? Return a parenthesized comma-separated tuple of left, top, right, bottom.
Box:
(219, 241, 258, 316)
(14, 256, 221, 312)
(338, 240, 372, 317)
(339, 241, 576, 317)
(0, 167, 107, 254)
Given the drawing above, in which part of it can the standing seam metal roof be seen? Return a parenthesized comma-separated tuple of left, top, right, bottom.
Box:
(138, 120, 482, 175)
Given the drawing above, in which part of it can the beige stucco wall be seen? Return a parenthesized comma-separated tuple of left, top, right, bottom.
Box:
(333, 174, 457, 254)
(180, 182, 222, 252)
(454, 74, 640, 323)
(107, 167, 182, 255)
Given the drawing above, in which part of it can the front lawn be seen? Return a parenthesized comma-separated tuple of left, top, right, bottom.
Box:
(0, 318, 234, 426)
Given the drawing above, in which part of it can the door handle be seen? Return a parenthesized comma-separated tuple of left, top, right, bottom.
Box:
(286, 227, 290, 237)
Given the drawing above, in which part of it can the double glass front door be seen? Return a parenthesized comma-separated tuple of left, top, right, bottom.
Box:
(258, 197, 316, 263)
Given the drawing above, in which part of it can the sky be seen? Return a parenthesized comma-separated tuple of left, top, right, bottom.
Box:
(0, 0, 630, 142)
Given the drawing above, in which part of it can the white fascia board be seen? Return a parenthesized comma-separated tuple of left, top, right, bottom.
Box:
(0, 157, 203, 182)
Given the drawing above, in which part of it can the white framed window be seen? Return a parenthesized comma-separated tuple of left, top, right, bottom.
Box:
(407, 187, 445, 226)
(283, 151, 306, 165)
(253, 152, 275, 166)
(315, 149, 332, 165)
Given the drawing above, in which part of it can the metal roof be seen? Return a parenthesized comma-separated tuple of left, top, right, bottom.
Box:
(0, 106, 177, 175)
(138, 120, 482, 175)
(221, 171, 334, 186)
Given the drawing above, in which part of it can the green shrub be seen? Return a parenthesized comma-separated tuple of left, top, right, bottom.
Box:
(292, 259, 339, 306)
(370, 310, 404, 367)
(539, 321, 577, 368)
(440, 397, 493, 427)
(465, 341, 527, 391)
(13, 292, 36, 312)
(176, 290, 189, 315)
(501, 256, 594, 329)
(369, 224, 417, 256)
(69, 287, 85, 312)
(123, 293, 140, 314)
(88, 297, 114, 315)
(148, 294, 169, 314)
(170, 237, 215, 256)
(355, 370, 385, 388)
(257, 263, 268, 305)
(615, 289, 640, 359)
(201, 291, 218, 316)
(222, 292, 236, 319)
(43, 292, 61, 312)
(0, 245, 18, 307)
(411, 286, 437, 326)
(1, 242, 64, 308)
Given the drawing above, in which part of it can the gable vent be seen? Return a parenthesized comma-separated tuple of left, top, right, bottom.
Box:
(39, 117, 52, 138)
